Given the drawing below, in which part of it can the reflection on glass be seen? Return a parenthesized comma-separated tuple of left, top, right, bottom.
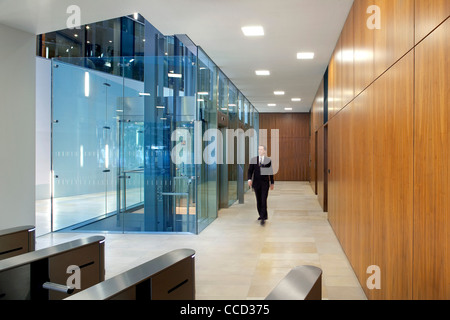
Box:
(228, 83, 238, 206)
(47, 16, 258, 235)
(197, 47, 218, 233)
(52, 59, 120, 230)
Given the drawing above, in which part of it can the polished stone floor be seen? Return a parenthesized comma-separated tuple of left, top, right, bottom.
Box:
(35, 181, 367, 300)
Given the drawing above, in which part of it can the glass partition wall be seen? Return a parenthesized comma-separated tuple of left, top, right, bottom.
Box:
(47, 16, 258, 235)
(227, 83, 238, 206)
(196, 47, 219, 233)
(52, 53, 200, 233)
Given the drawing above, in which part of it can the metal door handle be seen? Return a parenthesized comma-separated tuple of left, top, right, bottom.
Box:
(43, 282, 75, 294)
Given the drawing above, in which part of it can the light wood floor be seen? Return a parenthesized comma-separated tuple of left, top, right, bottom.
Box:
(35, 181, 367, 300)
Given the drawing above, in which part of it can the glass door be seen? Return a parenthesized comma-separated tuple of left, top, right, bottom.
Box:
(117, 75, 145, 231)
(51, 58, 119, 231)
(158, 47, 198, 233)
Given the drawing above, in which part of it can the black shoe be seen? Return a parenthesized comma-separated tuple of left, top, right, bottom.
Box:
(258, 217, 262, 220)
(260, 219, 265, 225)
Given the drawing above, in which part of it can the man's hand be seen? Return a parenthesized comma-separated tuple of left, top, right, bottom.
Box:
(248, 180, 252, 188)
(270, 184, 274, 190)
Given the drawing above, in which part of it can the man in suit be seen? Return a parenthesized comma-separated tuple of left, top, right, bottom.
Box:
(248, 145, 274, 225)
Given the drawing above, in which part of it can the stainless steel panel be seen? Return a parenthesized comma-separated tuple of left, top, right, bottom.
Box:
(66, 249, 195, 300)
(265, 265, 322, 300)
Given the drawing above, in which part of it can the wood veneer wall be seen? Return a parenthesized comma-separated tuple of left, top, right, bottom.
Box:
(310, 0, 450, 299)
(259, 113, 310, 182)
(414, 14, 450, 300)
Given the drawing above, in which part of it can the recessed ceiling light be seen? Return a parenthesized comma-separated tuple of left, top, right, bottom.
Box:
(274, 91, 285, 95)
(242, 26, 264, 36)
(255, 70, 270, 76)
(168, 73, 182, 78)
(284, 108, 293, 111)
(268, 104, 276, 107)
(156, 106, 165, 109)
(197, 92, 209, 95)
(297, 52, 315, 59)
(291, 98, 302, 102)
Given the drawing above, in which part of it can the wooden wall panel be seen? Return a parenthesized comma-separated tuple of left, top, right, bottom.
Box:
(414, 19, 450, 300)
(310, 78, 325, 193)
(328, 106, 350, 251)
(289, 114, 310, 139)
(327, 52, 336, 119)
(372, 52, 414, 300)
(311, 79, 324, 133)
(323, 0, 449, 300)
(373, 0, 414, 79)
(327, 118, 338, 231)
(415, 0, 450, 44)
(333, 38, 343, 115)
(317, 127, 325, 210)
(354, 0, 375, 96)
(349, 87, 374, 299)
(339, 5, 355, 108)
(276, 113, 294, 138)
(310, 133, 316, 193)
(258, 115, 272, 153)
(259, 113, 310, 181)
(338, 105, 353, 263)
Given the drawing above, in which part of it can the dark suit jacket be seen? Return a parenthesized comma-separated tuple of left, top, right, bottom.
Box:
(248, 156, 274, 188)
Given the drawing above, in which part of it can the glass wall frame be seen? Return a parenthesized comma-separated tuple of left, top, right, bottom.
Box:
(196, 47, 219, 233)
(43, 14, 259, 235)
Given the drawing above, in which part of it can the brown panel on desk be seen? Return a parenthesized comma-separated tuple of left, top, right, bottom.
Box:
(414, 20, 450, 300)
(48, 242, 103, 300)
(0, 233, 29, 260)
(151, 257, 195, 300)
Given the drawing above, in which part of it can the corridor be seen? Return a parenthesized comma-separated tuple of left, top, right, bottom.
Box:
(36, 181, 367, 300)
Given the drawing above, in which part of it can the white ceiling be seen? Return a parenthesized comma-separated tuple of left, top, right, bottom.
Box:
(0, 0, 354, 113)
